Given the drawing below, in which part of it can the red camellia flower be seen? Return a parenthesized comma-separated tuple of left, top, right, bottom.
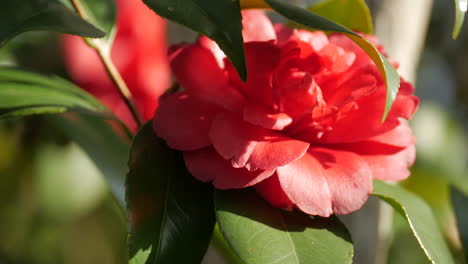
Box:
(62, 0, 171, 131)
(154, 10, 419, 216)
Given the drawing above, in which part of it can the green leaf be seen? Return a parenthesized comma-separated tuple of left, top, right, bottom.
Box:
(215, 188, 354, 264)
(264, 0, 399, 121)
(0, 67, 109, 119)
(48, 114, 129, 206)
(141, 0, 247, 81)
(71, 0, 117, 45)
(452, 0, 467, 39)
(126, 122, 215, 264)
(451, 186, 468, 262)
(372, 180, 455, 264)
(309, 0, 373, 34)
(0, 0, 105, 47)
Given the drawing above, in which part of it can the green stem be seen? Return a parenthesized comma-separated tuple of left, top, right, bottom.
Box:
(70, 0, 143, 128)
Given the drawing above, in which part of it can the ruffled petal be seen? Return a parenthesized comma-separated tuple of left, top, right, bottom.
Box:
(153, 92, 220, 151)
(307, 79, 418, 143)
(171, 44, 245, 112)
(275, 149, 372, 216)
(243, 103, 292, 130)
(209, 113, 309, 171)
(367, 121, 415, 148)
(361, 145, 415, 181)
(225, 42, 281, 106)
(241, 10, 276, 42)
(333, 123, 416, 181)
(184, 148, 275, 189)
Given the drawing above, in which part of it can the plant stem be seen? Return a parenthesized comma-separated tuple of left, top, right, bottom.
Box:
(374, 200, 394, 264)
(70, 0, 143, 128)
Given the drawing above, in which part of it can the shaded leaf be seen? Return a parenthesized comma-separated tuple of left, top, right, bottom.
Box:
(0, 0, 104, 47)
(452, 0, 467, 39)
(142, 0, 247, 81)
(451, 186, 468, 262)
(309, 0, 373, 34)
(0, 67, 109, 119)
(264, 0, 399, 121)
(372, 180, 455, 264)
(215, 188, 354, 264)
(126, 123, 215, 264)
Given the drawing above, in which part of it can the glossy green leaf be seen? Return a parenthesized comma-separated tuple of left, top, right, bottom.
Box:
(142, 0, 247, 81)
(0, 68, 109, 119)
(48, 114, 129, 206)
(0, 0, 105, 47)
(451, 186, 468, 261)
(126, 123, 215, 264)
(372, 180, 455, 264)
(452, 0, 467, 39)
(264, 0, 399, 121)
(215, 188, 354, 264)
(309, 0, 373, 34)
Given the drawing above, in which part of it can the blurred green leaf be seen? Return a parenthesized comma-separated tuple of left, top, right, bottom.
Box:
(0, 67, 110, 119)
(373, 180, 455, 264)
(215, 188, 354, 264)
(264, 0, 399, 121)
(452, 0, 467, 39)
(141, 0, 247, 81)
(126, 122, 215, 263)
(309, 0, 373, 34)
(451, 186, 468, 262)
(48, 114, 129, 206)
(34, 143, 108, 220)
(0, 0, 104, 47)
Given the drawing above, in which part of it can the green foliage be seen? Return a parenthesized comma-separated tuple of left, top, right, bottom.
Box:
(126, 123, 215, 264)
(308, 0, 373, 34)
(75, 0, 117, 44)
(451, 186, 468, 262)
(452, 0, 467, 39)
(49, 114, 130, 206)
(215, 188, 354, 264)
(0, 67, 110, 119)
(373, 180, 455, 264)
(264, 0, 400, 121)
(142, 0, 247, 81)
(0, 0, 104, 47)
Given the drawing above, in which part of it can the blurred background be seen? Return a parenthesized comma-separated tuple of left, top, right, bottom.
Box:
(0, 0, 467, 263)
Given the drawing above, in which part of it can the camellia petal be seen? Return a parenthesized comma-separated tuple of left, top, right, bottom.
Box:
(171, 44, 246, 112)
(361, 145, 415, 181)
(243, 103, 293, 130)
(209, 113, 309, 171)
(255, 173, 295, 211)
(274, 149, 372, 216)
(154, 92, 220, 151)
(184, 147, 275, 189)
(241, 10, 277, 42)
(275, 152, 333, 216)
